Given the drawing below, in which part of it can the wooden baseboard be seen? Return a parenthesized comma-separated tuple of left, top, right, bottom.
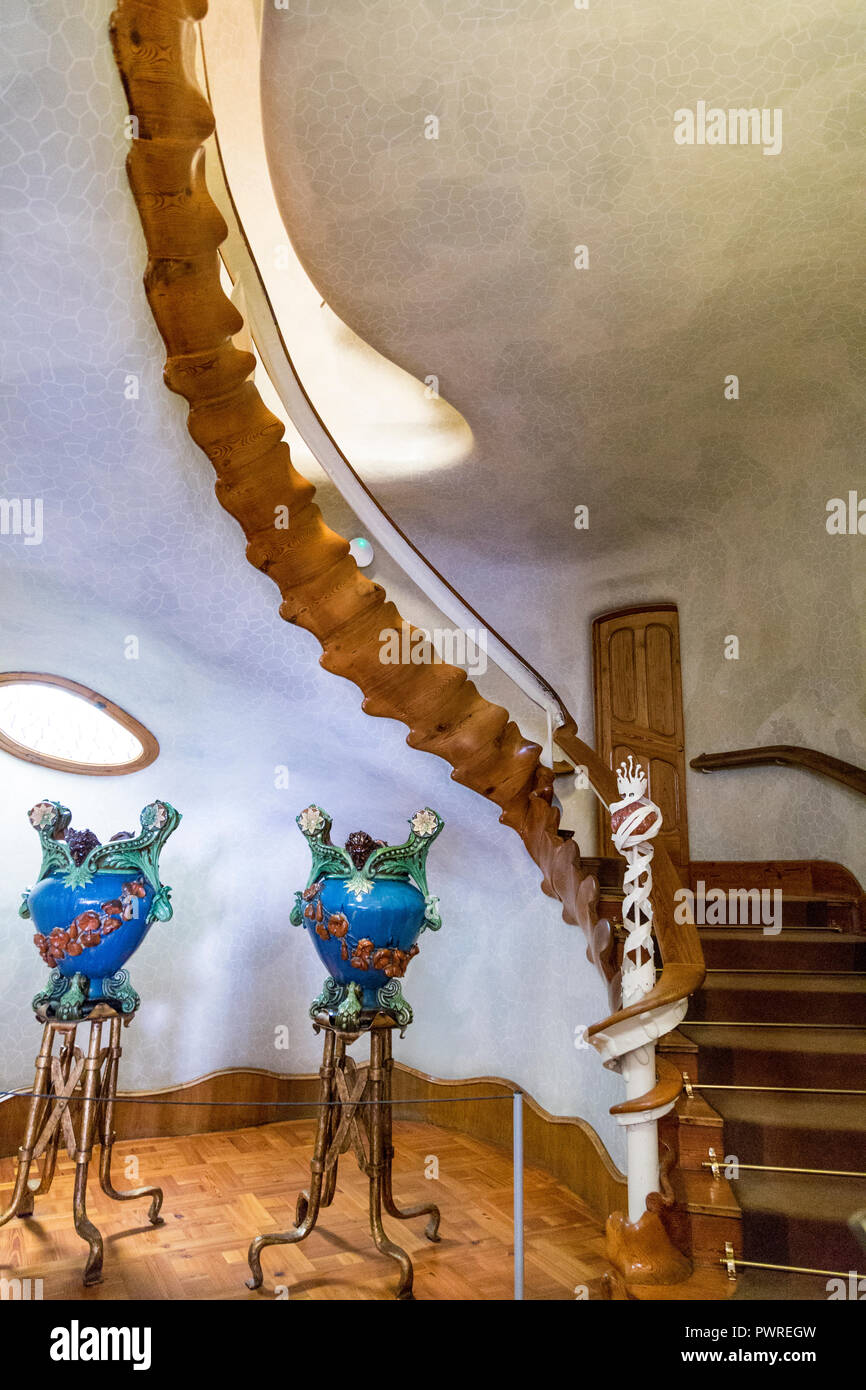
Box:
(0, 1061, 626, 1221)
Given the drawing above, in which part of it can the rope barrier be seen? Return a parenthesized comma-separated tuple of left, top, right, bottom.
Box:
(0, 1089, 512, 1110)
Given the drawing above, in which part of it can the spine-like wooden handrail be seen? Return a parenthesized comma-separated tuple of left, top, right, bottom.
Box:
(108, 0, 702, 1108)
(691, 745, 866, 799)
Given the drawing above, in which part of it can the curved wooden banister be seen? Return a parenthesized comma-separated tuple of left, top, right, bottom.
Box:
(108, 0, 701, 1115)
(691, 745, 866, 799)
(554, 722, 704, 976)
(609, 1058, 683, 1117)
(586, 963, 705, 1040)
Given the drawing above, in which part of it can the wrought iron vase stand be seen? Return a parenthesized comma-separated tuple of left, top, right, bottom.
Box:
(0, 1002, 163, 1286)
(246, 1013, 440, 1300)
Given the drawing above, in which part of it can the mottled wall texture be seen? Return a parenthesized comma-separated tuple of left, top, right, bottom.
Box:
(262, 0, 866, 881)
(0, 2, 623, 1160)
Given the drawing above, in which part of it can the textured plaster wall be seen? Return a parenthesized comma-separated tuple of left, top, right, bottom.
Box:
(262, 0, 866, 882)
(0, 2, 624, 1160)
(3, 0, 865, 1179)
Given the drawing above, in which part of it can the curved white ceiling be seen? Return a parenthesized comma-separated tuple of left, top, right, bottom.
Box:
(200, 6, 572, 730)
(259, 0, 866, 570)
(201, 1, 472, 487)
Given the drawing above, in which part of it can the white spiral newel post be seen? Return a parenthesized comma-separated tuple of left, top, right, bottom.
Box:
(609, 756, 665, 1222)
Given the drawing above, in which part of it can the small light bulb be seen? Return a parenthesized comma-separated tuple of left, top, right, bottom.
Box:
(349, 537, 374, 568)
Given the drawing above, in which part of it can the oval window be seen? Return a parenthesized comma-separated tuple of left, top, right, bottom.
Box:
(0, 673, 158, 776)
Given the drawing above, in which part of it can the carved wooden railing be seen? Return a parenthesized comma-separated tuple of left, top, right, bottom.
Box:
(556, 724, 703, 1049)
(692, 745, 866, 799)
(110, 0, 703, 1281)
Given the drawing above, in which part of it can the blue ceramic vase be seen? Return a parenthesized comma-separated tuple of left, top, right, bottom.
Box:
(20, 799, 181, 1019)
(290, 805, 444, 1028)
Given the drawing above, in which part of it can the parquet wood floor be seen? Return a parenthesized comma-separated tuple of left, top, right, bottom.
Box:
(0, 1119, 610, 1301)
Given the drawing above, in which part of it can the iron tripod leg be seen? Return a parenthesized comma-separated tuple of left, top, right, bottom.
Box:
(0, 1009, 161, 1286)
(245, 1019, 441, 1299)
(73, 1017, 106, 1285)
(0, 1019, 67, 1228)
(97, 1016, 163, 1226)
(367, 1028, 414, 1299)
(246, 1030, 337, 1289)
(380, 1030, 440, 1242)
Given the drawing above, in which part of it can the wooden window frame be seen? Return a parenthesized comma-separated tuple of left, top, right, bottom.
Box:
(0, 672, 159, 776)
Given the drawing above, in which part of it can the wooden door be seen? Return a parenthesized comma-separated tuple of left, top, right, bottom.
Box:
(592, 605, 689, 867)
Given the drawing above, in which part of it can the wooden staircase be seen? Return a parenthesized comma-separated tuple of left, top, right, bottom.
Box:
(667, 866, 866, 1299)
(600, 859, 866, 1295)
(657, 1030, 742, 1272)
(120, 0, 866, 1306)
(108, 0, 703, 1142)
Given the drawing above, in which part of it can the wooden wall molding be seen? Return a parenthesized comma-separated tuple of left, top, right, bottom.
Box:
(0, 1061, 626, 1221)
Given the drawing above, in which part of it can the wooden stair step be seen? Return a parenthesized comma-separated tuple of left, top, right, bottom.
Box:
(660, 1093, 724, 1169)
(742, 899, 858, 931)
(733, 1170, 866, 1272)
(679, 1023, 866, 1089)
(694, 903, 857, 930)
(711, 1090, 866, 1173)
(672, 1091, 723, 1127)
(698, 930, 866, 973)
(691, 971, 866, 1025)
(688, 860, 863, 907)
(673, 1169, 741, 1217)
(658, 1028, 698, 1053)
(664, 1169, 742, 1268)
(731, 1267, 846, 1301)
(657, 1027, 700, 1083)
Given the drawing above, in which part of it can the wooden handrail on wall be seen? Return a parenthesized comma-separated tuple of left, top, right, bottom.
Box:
(691, 745, 866, 799)
(108, 0, 702, 1114)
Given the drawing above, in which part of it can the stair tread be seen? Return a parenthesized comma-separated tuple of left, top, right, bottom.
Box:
(720, 893, 860, 904)
(733, 1169, 866, 1223)
(658, 1027, 698, 1053)
(681, 912, 864, 1276)
(700, 930, 864, 944)
(712, 1089, 866, 1131)
(673, 1169, 741, 1216)
(680, 1023, 866, 1055)
(731, 1268, 849, 1300)
(703, 972, 866, 995)
(674, 1093, 724, 1125)
(700, 934, 866, 973)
